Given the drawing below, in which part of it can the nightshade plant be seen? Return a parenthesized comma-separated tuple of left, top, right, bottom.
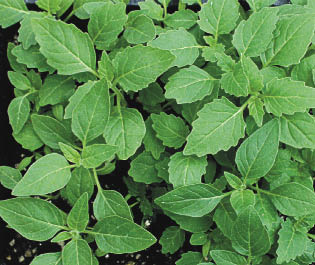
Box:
(0, 0, 315, 264)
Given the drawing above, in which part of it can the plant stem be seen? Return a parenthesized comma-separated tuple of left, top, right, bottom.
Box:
(125, 194, 132, 201)
(308, 233, 315, 240)
(93, 168, 102, 192)
(129, 201, 139, 208)
(64, 10, 75, 22)
(163, 0, 167, 18)
(111, 85, 123, 113)
(197, 0, 203, 7)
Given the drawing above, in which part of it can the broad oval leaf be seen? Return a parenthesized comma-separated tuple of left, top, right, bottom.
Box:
(262, 14, 315, 67)
(262, 78, 315, 116)
(30, 252, 62, 265)
(32, 114, 75, 149)
(124, 15, 156, 44)
(210, 250, 247, 265)
(159, 226, 185, 254)
(93, 189, 133, 221)
(104, 107, 146, 160)
(280, 112, 315, 149)
(184, 97, 246, 156)
(164, 9, 197, 29)
(32, 18, 96, 75)
(231, 206, 270, 256)
(165, 65, 215, 104)
(155, 183, 223, 217)
(72, 79, 110, 145)
(0, 0, 28, 28)
(113, 45, 174, 92)
(62, 239, 93, 265)
(148, 28, 199, 67)
(232, 7, 279, 57)
(12, 153, 71, 196)
(93, 216, 157, 254)
(151, 113, 189, 149)
(81, 144, 117, 169)
(198, 0, 239, 38)
(168, 152, 207, 188)
(0, 166, 22, 190)
(88, 2, 127, 50)
(268, 182, 315, 216)
(235, 118, 280, 182)
(230, 189, 256, 214)
(0, 197, 65, 241)
(8, 96, 30, 134)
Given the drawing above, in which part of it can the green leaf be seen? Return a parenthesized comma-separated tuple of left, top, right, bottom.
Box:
(231, 206, 270, 256)
(224, 172, 243, 190)
(104, 107, 146, 160)
(176, 252, 203, 265)
(268, 182, 315, 216)
(139, 82, 165, 106)
(230, 189, 256, 214)
(248, 97, 264, 127)
(143, 117, 165, 160)
(8, 71, 32, 91)
(59, 143, 81, 164)
(235, 118, 279, 182)
(93, 216, 157, 254)
(32, 18, 96, 75)
(0, 197, 64, 241)
(262, 14, 315, 67)
(276, 219, 309, 264)
(13, 121, 43, 151)
(246, 0, 276, 12)
(124, 15, 156, 44)
(0, 0, 28, 28)
(113, 45, 174, 92)
(30, 252, 62, 265)
(159, 226, 185, 254)
(12, 153, 71, 196)
(0, 166, 22, 190)
(81, 144, 117, 169)
(98, 51, 114, 82)
(62, 240, 93, 265)
(210, 250, 247, 265)
(151, 112, 189, 149)
(39, 75, 75, 106)
(155, 183, 223, 217)
(7, 42, 27, 73)
(36, 0, 61, 14)
(93, 189, 132, 221)
(51, 231, 72, 243)
(184, 97, 246, 156)
(279, 112, 315, 149)
(56, 0, 73, 17)
(168, 152, 207, 188)
(262, 78, 315, 116)
(165, 211, 211, 233)
(164, 9, 197, 29)
(72, 79, 110, 145)
(148, 28, 199, 67)
(65, 167, 94, 206)
(165, 65, 215, 104)
(88, 2, 127, 50)
(198, 0, 239, 38)
(64, 81, 94, 119)
(67, 193, 89, 232)
(221, 56, 263, 97)
(139, 0, 163, 20)
(8, 96, 30, 134)
(190, 232, 208, 246)
(128, 151, 161, 184)
(12, 44, 54, 73)
(292, 54, 315, 87)
(32, 114, 74, 149)
(232, 8, 278, 57)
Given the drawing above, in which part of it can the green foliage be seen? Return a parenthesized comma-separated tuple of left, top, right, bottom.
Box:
(1, 1, 315, 264)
